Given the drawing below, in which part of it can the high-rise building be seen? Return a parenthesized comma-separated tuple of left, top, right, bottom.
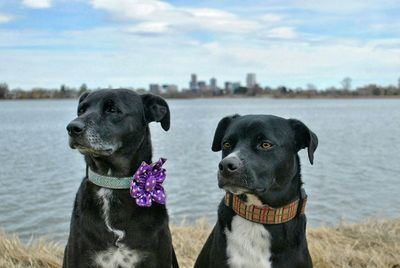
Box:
(190, 74, 199, 92)
(232, 82, 241, 91)
(210, 77, 217, 91)
(246, 73, 257, 88)
(198, 81, 207, 92)
(225, 82, 233, 94)
(149, 84, 161, 94)
(162, 84, 178, 93)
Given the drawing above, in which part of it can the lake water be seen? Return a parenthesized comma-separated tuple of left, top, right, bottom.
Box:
(0, 98, 399, 243)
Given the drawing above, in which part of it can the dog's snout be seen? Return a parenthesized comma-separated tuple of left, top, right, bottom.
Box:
(219, 155, 243, 175)
(218, 163, 224, 171)
(67, 121, 85, 136)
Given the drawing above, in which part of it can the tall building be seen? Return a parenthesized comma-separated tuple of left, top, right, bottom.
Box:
(190, 74, 199, 92)
(162, 84, 178, 93)
(225, 82, 233, 93)
(198, 81, 207, 92)
(149, 84, 161, 94)
(210, 77, 217, 91)
(232, 82, 241, 91)
(246, 73, 257, 88)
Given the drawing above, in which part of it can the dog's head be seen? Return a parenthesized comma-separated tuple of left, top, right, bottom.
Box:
(212, 114, 317, 203)
(66, 89, 170, 158)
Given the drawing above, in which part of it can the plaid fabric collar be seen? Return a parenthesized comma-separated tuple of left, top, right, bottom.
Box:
(224, 191, 307, 225)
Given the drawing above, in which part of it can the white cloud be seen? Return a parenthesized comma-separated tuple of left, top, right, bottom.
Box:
(0, 14, 13, 23)
(91, 0, 174, 20)
(260, 13, 283, 23)
(22, 0, 52, 9)
(126, 22, 171, 34)
(90, 0, 262, 34)
(267, 27, 297, 39)
(187, 8, 260, 33)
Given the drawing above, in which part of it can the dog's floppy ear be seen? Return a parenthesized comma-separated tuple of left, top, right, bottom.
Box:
(78, 91, 90, 103)
(141, 94, 170, 131)
(212, 114, 240, 152)
(289, 119, 318, 165)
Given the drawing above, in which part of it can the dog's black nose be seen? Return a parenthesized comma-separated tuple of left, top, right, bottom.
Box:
(67, 121, 85, 136)
(219, 155, 243, 175)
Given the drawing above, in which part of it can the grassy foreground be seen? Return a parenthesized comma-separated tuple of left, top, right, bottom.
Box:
(1, 219, 399, 268)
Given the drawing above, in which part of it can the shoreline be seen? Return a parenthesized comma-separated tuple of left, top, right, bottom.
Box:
(1, 95, 400, 101)
(1, 218, 399, 268)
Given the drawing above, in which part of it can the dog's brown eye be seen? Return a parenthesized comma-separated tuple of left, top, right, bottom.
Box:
(77, 106, 86, 115)
(105, 104, 120, 114)
(106, 106, 117, 113)
(223, 142, 232, 150)
(260, 142, 273, 150)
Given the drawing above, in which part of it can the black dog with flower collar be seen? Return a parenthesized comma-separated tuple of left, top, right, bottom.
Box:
(63, 89, 178, 268)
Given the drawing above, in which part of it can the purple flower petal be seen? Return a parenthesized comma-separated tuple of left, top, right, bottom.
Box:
(136, 193, 152, 207)
(130, 158, 167, 207)
(130, 181, 145, 199)
(154, 169, 166, 183)
(152, 184, 166, 204)
(154, 158, 166, 168)
(144, 175, 157, 192)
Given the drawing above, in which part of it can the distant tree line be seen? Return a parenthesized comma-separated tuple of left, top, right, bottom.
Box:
(264, 83, 400, 98)
(1, 78, 400, 100)
(0, 83, 89, 100)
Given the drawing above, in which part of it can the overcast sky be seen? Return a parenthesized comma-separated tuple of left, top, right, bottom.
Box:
(1, 0, 400, 89)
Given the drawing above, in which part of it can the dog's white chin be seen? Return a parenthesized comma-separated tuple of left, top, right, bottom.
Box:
(224, 186, 248, 195)
(77, 147, 114, 157)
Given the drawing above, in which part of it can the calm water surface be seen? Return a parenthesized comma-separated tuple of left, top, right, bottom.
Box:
(0, 98, 399, 242)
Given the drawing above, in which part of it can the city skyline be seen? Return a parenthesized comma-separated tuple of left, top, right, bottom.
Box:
(151, 73, 254, 94)
(1, 0, 400, 89)
(3, 72, 399, 93)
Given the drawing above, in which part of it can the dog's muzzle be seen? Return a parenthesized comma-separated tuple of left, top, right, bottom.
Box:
(217, 154, 248, 191)
(218, 154, 243, 178)
(67, 120, 85, 137)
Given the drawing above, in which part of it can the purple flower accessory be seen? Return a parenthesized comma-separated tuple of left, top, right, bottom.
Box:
(130, 158, 167, 207)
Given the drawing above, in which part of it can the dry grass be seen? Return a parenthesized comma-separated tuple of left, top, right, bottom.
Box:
(0, 232, 63, 268)
(307, 219, 400, 268)
(1, 218, 399, 268)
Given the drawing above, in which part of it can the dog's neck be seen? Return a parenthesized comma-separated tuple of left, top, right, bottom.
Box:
(85, 127, 153, 178)
(229, 156, 306, 225)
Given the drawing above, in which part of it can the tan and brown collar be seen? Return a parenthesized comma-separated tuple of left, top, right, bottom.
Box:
(224, 192, 307, 225)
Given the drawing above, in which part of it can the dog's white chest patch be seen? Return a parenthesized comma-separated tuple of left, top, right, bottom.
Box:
(225, 216, 272, 268)
(95, 189, 141, 267)
(97, 188, 125, 245)
(94, 246, 140, 268)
